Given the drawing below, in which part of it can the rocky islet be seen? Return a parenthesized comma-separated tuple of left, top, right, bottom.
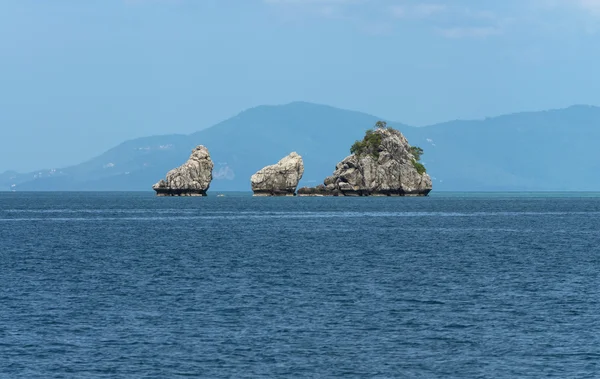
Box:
(152, 145, 214, 196)
(250, 152, 304, 196)
(298, 126, 432, 196)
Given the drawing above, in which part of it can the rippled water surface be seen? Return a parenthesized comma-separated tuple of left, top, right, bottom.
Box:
(2, 192, 600, 378)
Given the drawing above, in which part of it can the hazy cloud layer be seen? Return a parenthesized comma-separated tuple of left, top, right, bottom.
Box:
(263, 0, 600, 38)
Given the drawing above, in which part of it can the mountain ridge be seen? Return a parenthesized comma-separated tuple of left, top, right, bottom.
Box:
(3, 101, 600, 191)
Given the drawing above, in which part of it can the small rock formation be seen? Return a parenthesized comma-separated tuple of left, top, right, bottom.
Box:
(152, 146, 214, 196)
(298, 125, 432, 196)
(251, 152, 304, 196)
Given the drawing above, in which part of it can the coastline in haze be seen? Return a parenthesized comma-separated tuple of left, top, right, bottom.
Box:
(2, 102, 600, 193)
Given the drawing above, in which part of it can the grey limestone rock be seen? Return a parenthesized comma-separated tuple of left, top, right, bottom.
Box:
(298, 127, 432, 196)
(251, 152, 304, 196)
(152, 145, 214, 196)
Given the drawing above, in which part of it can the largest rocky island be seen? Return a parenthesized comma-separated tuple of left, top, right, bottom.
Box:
(298, 122, 432, 196)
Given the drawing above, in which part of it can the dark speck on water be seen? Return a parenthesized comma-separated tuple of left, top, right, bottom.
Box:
(1, 192, 600, 378)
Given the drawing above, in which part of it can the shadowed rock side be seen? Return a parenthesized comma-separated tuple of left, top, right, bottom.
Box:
(152, 145, 214, 196)
(298, 127, 432, 196)
(251, 152, 304, 196)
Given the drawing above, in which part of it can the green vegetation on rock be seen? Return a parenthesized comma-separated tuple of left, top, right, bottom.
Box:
(375, 120, 387, 129)
(350, 127, 384, 159)
(409, 145, 426, 174)
(412, 161, 426, 175)
(350, 122, 428, 176)
(409, 146, 423, 161)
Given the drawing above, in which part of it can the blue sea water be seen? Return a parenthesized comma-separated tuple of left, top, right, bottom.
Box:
(1, 192, 600, 378)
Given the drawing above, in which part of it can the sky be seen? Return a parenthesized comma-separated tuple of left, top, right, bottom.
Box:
(2, 0, 600, 172)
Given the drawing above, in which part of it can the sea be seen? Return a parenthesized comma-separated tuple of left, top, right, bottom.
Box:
(1, 191, 600, 378)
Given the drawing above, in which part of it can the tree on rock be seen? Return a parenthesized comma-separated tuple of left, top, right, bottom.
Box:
(409, 146, 424, 161)
(409, 146, 426, 174)
(375, 121, 387, 129)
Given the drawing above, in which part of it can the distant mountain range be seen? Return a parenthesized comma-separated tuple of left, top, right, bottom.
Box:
(3, 101, 600, 191)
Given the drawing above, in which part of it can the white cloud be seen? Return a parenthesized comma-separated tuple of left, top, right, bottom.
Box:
(437, 26, 502, 39)
(388, 3, 505, 39)
(264, 0, 356, 3)
(535, 0, 600, 14)
(569, 0, 600, 14)
(416, 4, 446, 14)
(390, 3, 447, 19)
(530, 0, 600, 35)
(580, 0, 600, 11)
(124, 0, 183, 4)
(263, 0, 359, 19)
(263, 0, 511, 39)
(556, 0, 600, 13)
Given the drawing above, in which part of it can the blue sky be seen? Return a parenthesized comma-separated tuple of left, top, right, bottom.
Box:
(2, 0, 600, 172)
